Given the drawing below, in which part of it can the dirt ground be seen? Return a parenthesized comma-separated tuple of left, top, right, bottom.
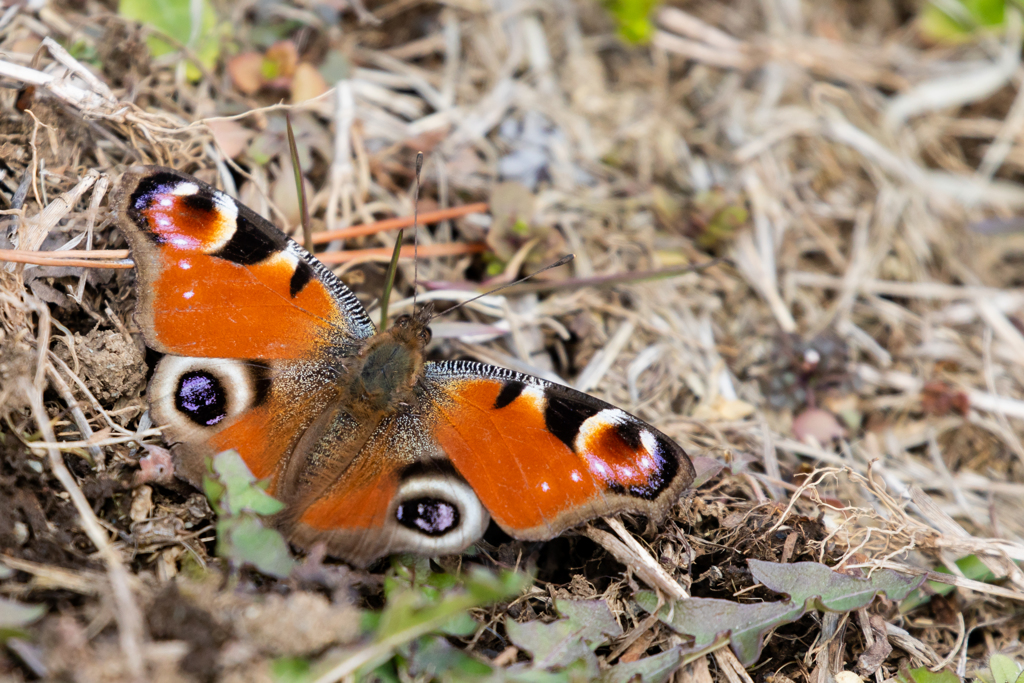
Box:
(0, 0, 1023, 681)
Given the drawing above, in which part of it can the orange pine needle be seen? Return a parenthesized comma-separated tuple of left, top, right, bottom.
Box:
(317, 241, 486, 265)
(0, 249, 133, 269)
(313, 202, 488, 244)
(0, 203, 490, 270)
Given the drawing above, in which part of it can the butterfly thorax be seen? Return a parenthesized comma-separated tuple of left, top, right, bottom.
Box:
(346, 310, 433, 413)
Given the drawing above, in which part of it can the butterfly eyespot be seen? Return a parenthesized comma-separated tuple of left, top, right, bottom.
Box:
(395, 497, 460, 536)
(175, 371, 228, 427)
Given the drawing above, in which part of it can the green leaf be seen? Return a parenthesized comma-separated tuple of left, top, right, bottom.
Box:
(919, 0, 1008, 43)
(899, 666, 962, 683)
(635, 590, 802, 665)
(208, 450, 285, 516)
(602, 0, 661, 44)
(637, 561, 923, 666)
(118, 0, 221, 80)
(440, 612, 478, 637)
(602, 647, 682, 683)
(271, 656, 313, 683)
(506, 600, 624, 680)
(404, 635, 493, 679)
(376, 568, 527, 644)
(748, 559, 924, 611)
(321, 567, 529, 680)
(902, 554, 996, 613)
(218, 515, 295, 578)
(990, 654, 1024, 683)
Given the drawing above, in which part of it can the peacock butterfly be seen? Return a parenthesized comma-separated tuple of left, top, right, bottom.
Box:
(114, 166, 695, 567)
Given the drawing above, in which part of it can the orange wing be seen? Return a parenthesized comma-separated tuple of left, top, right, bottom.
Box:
(115, 167, 375, 494)
(421, 361, 695, 540)
(285, 412, 489, 567)
(145, 356, 342, 487)
(114, 167, 374, 359)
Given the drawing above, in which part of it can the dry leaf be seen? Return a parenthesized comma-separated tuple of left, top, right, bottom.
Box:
(206, 119, 253, 159)
(793, 408, 846, 444)
(271, 175, 312, 229)
(291, 62, 328, 103)
(227, 52, 264, 95)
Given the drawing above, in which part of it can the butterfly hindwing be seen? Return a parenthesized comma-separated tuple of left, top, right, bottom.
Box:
(285, 412, 489, 567)
(421, 361, 695, 540)
(114, 166, 374, 360)
(147, 355, 342, 488)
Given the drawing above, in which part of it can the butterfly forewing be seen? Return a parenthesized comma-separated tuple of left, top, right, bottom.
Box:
(421, 361, 695, 540)
(114, 166, 374, 360)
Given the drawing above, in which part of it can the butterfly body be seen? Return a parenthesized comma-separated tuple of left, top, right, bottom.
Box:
(115, 166, 695, 566)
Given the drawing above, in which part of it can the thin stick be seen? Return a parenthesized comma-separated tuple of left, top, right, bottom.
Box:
(0, 243, 484, 269)
(312, 202, 488, 244)
(499, 257, 728, 295)
(1, 248, 130, 259)
(21, 379, 147, 680)
(0, 203, 492, 269)
(317, 241, 486, 265)
(0, 250, 133, 269)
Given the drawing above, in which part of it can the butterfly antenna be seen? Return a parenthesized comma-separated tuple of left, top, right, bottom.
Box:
(412, 151, 423, 310)
(429, 254, 574, 322)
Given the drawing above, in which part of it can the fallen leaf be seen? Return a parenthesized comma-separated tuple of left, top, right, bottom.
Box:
(792, 408, 845, 443)
(920, 381, 969, 417)
(206, 119, 253, 159)
(291, 62, 328, 103)
(227, 52, 264, 94)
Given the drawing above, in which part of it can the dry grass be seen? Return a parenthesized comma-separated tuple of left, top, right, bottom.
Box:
(0, 0, 1023, 681)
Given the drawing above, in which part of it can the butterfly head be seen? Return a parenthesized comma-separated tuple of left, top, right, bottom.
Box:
(387, 303, 434, 348)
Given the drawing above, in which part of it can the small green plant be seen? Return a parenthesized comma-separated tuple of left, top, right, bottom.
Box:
(309, 559, 531, 682)
(203, 450, 295, 579)
(919, 0, 1023, 43)
(118, 0, 223, 80)
(974, 653, 1024, 683)
(603, 0, 662, 44)
(638, 559, 924, 666)
(899, 667, 962, 683)
(900, 554, 996, 614)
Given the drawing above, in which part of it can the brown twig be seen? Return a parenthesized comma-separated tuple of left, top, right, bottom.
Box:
(312, 202, 488, 244)
(317, 241, 486, 265)
(0, 203, 490, 269)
